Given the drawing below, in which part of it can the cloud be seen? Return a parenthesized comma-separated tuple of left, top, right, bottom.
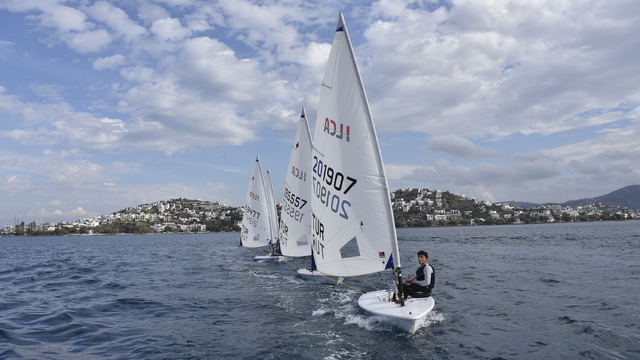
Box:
(386, 164, 423, 180)
(426, 135, 502, 159)
(93, 54, 128, 70)
(568, 159, 602, 175)
(65, 29, 112, 53)
(358, 0, 640, 139)
(84, 1, 147, 42)
(37, 4, 91, 33)
(542, 119, 640, 162)
(26, 206, 90, 221)
(150, 17, 192, 42)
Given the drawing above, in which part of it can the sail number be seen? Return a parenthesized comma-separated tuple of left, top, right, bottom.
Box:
(312, 176, 351, 219)
(283, 187, 307, 209)
(282, 202, 304, 223)
(312, 156, 357, 194)
(242, 203, 260, 227)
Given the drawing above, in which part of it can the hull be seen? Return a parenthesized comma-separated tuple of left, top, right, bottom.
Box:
(296, 268, 342, 284)
(254, 254, 286, 262)
(358, 290, 435, 333)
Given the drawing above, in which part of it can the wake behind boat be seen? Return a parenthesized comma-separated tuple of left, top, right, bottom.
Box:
(309, 13, 435, 333)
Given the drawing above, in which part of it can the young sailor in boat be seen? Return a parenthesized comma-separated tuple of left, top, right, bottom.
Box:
(271, 240, 282, 256)
(403, 250, 435, 298)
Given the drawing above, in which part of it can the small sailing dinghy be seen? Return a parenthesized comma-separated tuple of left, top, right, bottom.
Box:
(240, 156, 283, 262)
(277, 108, 342, 282)
(280, 108, 313, 258)
(254, 168, 285, 262)
(310, 13, 434, 333)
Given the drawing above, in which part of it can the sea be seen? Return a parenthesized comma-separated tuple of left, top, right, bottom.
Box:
(1, 221, 639, 360)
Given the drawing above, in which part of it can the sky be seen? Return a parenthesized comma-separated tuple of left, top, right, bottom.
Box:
(1, 0, 639, 224)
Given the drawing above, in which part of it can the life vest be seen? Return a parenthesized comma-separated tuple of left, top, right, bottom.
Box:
(416, 263, 435, 289)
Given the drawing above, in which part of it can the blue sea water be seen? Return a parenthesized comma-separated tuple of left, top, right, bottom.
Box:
(1, 221, 639, 359)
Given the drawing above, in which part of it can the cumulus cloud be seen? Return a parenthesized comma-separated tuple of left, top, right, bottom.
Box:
(426, 135, 502, 159)
(93, 54, 128, 70)
(150, 17, 191, 42)
(85, 1, 147, 42)
(359, 0, 640, 140)
(65, 29, 112, 53)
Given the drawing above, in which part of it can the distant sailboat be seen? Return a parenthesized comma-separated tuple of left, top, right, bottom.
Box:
(280, 108, 313, 257)
(275, 108, 340, 282)
(240, 156, 273, 250)
(310, 13, 434, 333)
(254, 168, 285, 261)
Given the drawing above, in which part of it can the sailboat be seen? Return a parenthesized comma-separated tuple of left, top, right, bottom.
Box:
(280, 108, 313, 257)
(275, 108, 341, 282)
(254, 168, 285, 261)
(240, 156, 274, 251)
(310, 13, 435, 333)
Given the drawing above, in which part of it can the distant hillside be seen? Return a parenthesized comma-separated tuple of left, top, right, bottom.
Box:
(563, 185, 640, 210)
(501, 185, 640, 210)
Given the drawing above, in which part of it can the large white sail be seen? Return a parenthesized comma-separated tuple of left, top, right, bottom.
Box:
(280, 108, 313, 257)
(240, 156, 272, 248)
(264, 168, 279, 246)
(311, 14, 400, 277)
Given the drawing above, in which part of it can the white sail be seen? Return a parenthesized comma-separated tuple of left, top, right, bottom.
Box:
(280, 108, 313, 257)
(240, 156, 272, 248)
(310, 13, 400, 277)
(264, 168, 279, 246)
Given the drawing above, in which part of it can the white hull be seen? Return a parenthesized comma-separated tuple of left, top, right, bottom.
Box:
(254, 254, 286, 262)
(358, 290, 435, 333)
(296, 268, 343, 284)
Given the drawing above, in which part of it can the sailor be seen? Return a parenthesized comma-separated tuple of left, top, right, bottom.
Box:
(403, 250, 435, 298)
(271, 239, 282, 256)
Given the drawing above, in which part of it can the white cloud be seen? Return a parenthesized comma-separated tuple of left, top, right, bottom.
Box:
(119, 65, 156, 82)
(386, 164, 423, 180)
(426, 135, 502, 159)
(85, 1, 147, 42)
(150, 17, 192, 42)
(136, 3, 170, 25)
(359, 0, 640, 139)
(65, 29, 112, 53)
(93, 54, 128, 70)
(38, 4, 90, 33)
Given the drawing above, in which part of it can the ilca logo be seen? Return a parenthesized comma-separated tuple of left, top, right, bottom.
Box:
(323, 118, 350, 142)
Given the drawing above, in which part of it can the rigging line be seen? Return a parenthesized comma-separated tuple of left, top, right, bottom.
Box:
(358, 275, 381, 291)
(281, 258, 299, 270)
(310, 272, 365, 293)
(335, 279, 365, 293)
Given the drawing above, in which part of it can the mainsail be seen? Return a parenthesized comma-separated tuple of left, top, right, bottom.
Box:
(311, 13, 401, 277)
(280, 108, 313, 257)
(240, 156, 273, 248)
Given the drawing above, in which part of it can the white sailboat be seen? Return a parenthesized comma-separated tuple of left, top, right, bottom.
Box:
(254, 168, 285, 262)
(240, 156, 273, 250)
(310, 13, 434, 333)
(280, 108, 313, 257)
(273, 108, 341, 282)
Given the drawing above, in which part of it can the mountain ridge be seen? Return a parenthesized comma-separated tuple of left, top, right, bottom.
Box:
(502, 184, 640, 210)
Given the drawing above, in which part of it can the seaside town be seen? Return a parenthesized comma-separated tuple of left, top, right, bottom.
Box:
(3, 188, 639, 236)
